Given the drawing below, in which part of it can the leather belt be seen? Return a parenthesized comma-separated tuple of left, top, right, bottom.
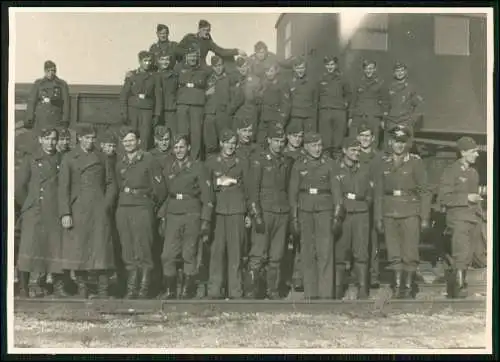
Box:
(344, 192, 366, 201)
(384, 190, 416, 197)
(123, 187, 149, 195)
(169, 193, 197, 200)
(299, 188, 331, 195)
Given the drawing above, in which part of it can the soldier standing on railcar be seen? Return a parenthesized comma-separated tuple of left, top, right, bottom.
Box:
(288, 132, 345, 300)
(438, 137, 482, 299)
(120, 51, 162, 151)
(258, 63, 291, 145)
(205, 129, 251, 299)
(318, 56, 352, 160)
(25, 61, 70, 131)
(175, 44, 211, 160)
(157, 134, 214, 300)
(348, 60, 386, 147)
(204, 56, 232, 156)
(15, 128, 66, 298)
(58, 124, 117, 299)
(374, 126, 431, 299)
(115, 127, 167, 299)
(149, 24, 179, 71)
(246, 124, 291, 299)
(334, 137, 374, 300)
(156, 51, 178, 134)
(383, 62, 424, 148)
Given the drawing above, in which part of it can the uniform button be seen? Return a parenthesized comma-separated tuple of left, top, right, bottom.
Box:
(40, 188, 44, 192)
(39, 196, 44, 200)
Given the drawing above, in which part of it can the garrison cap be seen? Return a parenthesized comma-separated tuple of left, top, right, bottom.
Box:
(186, 43, 200, 54)
(198, 19, 211, 29)
(158, 50, 173, 59)
(56, 127, 71, 138)
(286, 119, 304, 134)
(173, 133, 190, 146)
(219, 128, 237, 143)
(323, 55, 338, 64)
(267, 123, 286, 139)
(235, 57, 248, 68)
(154, 125, 171, 138)
(357, 122, 374, 135)
(456, 137, 478, 152)
(211, 55, 223, 66)
(292, 56, 307, 67)
(233, 117, 253, 130)
(157, 24, 169, 33)
(254, 41, 268, 52)
(39, 127, 59, 138)
(394, 61, 407, 70)
(362, 59, 377, 68)
(100, 130, 118, 144)
(75, 123, 96, 137)
(44, 60, 56, 70)
(138, 51, 153, 60)
(303, 132, 322, 144)
(342, 136, 361, 149)
(119, 126, 140, 139)
(389, 125, 411, 142)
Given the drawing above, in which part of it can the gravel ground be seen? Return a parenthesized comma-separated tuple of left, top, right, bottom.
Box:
(12, 309, 487, 350)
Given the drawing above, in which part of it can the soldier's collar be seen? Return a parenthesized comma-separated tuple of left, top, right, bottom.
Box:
(341, 159, 359, 170)
(460, 159, 470, 171)
(392, 152, 410, 163)
(123, 150, 144, 163)
(33, 148, 57, 160)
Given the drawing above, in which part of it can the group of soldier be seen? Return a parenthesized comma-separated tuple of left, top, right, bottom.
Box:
(15, 19, 486, 301)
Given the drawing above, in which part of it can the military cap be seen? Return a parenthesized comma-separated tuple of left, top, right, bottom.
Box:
(119, 126, 140, 139)
(44, 60, 56, 70)
(74, 123, 96, 137)
(38, 127, 59, 138)
(254, 41, 268, 52)
(198, 19, 211, 29)
(138, 51, 153, 60)
(101, 130, 117, 144)
(456, 136, 478, 151)
(186, 43, 200, 54)
(323, 55, 338, 64)
(267, 123, 286, 139)
(292, 56, 307, 67)
(154, 125, 171, 138)
(357, 122, 374, 135)
(286, 119, 304, 134)
(303, 132, 322, 144)
(158, 50, 173, 59)
(211, 55, 223, 66)
(172, 133, 190, 146)
(235, 57, 248, 68)
(342, 136, 361, 149)
(219, 128, 237, 143)
(389, 125, 411, 142)
(233, 117, 253, 130)
(393, 61, 407, 70)
(157, 24, 169, 33)
(362, 59, 377, 68)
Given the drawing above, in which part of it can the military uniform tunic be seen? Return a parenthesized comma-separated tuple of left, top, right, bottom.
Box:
(204, 72, 232, 154)
(374, 153, 431, 271)
(385, 80, 423, 131)
(26, 76, 70, 130)
(288, 76, 319, 134)
(205, 154, 251, 298)
(115, 151, 167, 271)
(149, 40, 179, 70)
(58, 147, 117, 271)
(156, 69, 178, 134)
(229, 74, 261, 139)
(16, 149, 64, 274)
(258, 79, 291, 145)
(288, 153, 343, 299)
(438, 160, 482, 270)
(120, 69, 163, 150)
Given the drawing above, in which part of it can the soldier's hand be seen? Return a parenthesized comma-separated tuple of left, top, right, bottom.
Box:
(421, 219, 430, 231)
(217, 175, 238, 186)
(376, 219, 384, 234)
(255, 216, 265, 234)
(61, 215, 73, 229)
(200, 220, 211, 237)
(206, 87, 215, 96)
(347, 118, 353, 128)
(244, 216, 252, 228)
(467, 193, 483, 203)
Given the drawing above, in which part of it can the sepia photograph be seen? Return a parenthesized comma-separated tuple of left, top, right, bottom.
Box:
(6, 6, 494, 354)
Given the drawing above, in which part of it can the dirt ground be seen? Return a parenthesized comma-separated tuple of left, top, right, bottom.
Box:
(13, 309, 487, 350)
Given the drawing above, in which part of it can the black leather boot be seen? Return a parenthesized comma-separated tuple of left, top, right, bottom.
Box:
(18, 271, 30, 298)
(124, 269, 139, 299)
(159, 275, 178, 300)
(245, 269, 259, 299)
(52, 273, 71, 298)
(393, 270, 403, 299)
(181, 274, 196, 300)
(401, 271, 415, 299)
(335, 265, 346, 300)
(266, 266, 281, 300)
(138, 269, 151, 299)
(95, 273, 110, 299)
(75, 271, 89, 299)
(355, 263, 369, 300)
(456, 269, 468, 298)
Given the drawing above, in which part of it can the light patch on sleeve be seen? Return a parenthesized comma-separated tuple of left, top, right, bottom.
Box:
(155, 175, 162, 183)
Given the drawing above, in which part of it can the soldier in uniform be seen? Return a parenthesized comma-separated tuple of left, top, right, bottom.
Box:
(348, 60, 386, 146)
(234, 117, 262, 160)
(150, 125, 173, 167)
(205, 129, 251, 299)
(25, 61, 70, 131)
(100, 130, 118, 158)
(158, 134, 214, 299)
(246, 124, 291, 299)
(175, 44, 211, 160)
(176, 19, 246, 69)
(16, 128, 65, 298)
(288, 132, 345, 299)
(149, 24, 179, 71)
(120, 51, 162, 151)
(248, 41, 278, 81)
(56, 127, 72, 154)
(115, 127, 167, 299)
(156, 51, 178, 134)
(374, 126, 431, 299)
(438, 137, 482, 298)
(318, 56, 351, 159)
(204, 56, 232, 156)
(383, 62, 424, 148)
(258, 63, 290, 145)
(288, 57, 319, 134)
(334, 137, 374, 300)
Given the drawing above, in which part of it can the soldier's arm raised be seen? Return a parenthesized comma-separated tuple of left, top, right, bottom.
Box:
(209, 36, 239, 58)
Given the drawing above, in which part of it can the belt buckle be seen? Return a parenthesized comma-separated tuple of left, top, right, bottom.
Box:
(124, 187, 131, 193)
(138, 94, 145, 99)
(347, 193, 356, 200)
(309, 188, 318, 195)
(187, 83, 194, 88)
(393, 190, 402, 196)
(176, 193, 183, 200)
(42, 97, 50, 103)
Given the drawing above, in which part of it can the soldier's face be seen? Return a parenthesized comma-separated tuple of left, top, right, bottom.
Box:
(213, 63, 225, 76)
(357, 131, 374, 149)
(186, 53, 198, 66)
(325, 61, 337, 73)
(265, 66, 278, 80)
(122, 133, 140, 153)
(57, 137, 71, 152)
(363, 64, 376, 78)
(158, 56, 171, 70)
(45, 68, 56, 80)
(268, 137, 286, 154)
(255, 49, 267, 61)
(305, 140, 323, 158)
(237, 64, 249, 77)
(140, 58, 152, 71)
(199, 27, 211, 39)
(394, 67, 407, 81)
(390, 140, 406, 155)
(237, 126, 253, 144)
(220, 136, 237, 157)
(156, 134, 171, 152)
(344, 146, 360, 162)
(39, 132, 58, 154)
(78, 133, 96, 152)
(294, 64, 306, 78)
(462, 148, 479, 164)
(173, 139, 190, 160)
(101, 143, 117, 156)
(157, 29, 169, 42)
(287, 132, 303, 148)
